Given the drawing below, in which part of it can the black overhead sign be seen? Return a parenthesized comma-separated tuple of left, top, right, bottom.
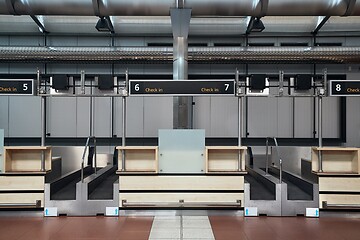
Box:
(0, 79, 34, 95)
(129, 80, 235, 96)
(330, 80, 360, 96)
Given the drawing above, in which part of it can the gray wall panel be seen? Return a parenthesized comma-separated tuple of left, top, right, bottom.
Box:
(319, 97, 340, 138)
(248, 97, 277, 137)
(277, 98, 293, 138)
(94, 97, 112, 137)
(125, 97, 144, 137)
(210, 96, 238, 137)
(49, 97, 77, 137)
(144, 97, 173, 137)
(294, 98, 313, 138)
(9, 64, 42, 74)
(46, 64, 77, 74)
(193, 97, 211, 135)
(76, 97, 90, 137)
(0, 63, 9, 73)
(9, 96, 41, 137)
(0, 96, 9, 137)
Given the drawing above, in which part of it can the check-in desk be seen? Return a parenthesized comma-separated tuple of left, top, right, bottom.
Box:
(0, 146, 51, 208)
(117, 145, 247, 209)
(312, 147, 360, 210)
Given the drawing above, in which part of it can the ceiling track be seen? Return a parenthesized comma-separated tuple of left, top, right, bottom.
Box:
(0, 46, 359, 64)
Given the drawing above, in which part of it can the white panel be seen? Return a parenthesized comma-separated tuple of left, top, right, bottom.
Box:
(8, 96, 41, 137)
(77, 37, 111, 47)
(248, 97, 277, 137)
(9, 36, 43, 46)
(294, 98, 313, 138)
(77, 64, 111, 74)
(0, 96, 9, 137)
(76, 97, 90, 137)
(277, 98, 293, 137)
(0, 36, 9, 45)
(125, 97, 144, 137)
(144, 97, 173, 137)
(47, 36, 78, 46)
(49, 97, 77, 137)
(9, 64, 42, 74)
(193, 97, 211, 136)
(143, 64, 172, 74)
(94, 97, 112, 137)
(210, 96, 238, 137)
(46, 64, 77, 74)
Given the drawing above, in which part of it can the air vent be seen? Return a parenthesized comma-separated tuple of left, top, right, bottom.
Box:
(315, 43, 342, 47)
(214, 43, 242, 47)
(281, 42, 309, 47)
(147, 43, 172, 47)
(248, 43, 274, 47)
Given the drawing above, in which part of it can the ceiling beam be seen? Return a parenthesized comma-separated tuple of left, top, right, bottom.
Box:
(246, 16, 255, 35)
(312, 16, 330, 35)
(30, 15, 49, 34)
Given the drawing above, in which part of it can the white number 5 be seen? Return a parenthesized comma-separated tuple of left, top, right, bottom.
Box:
(23, 83, 28, 91)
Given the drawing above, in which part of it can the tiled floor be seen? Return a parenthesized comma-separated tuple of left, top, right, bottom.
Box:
(0, 215, 359, 240)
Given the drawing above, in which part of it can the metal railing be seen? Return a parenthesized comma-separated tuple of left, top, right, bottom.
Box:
(265, 137, 283, 183)
(81, 136, 97, 182)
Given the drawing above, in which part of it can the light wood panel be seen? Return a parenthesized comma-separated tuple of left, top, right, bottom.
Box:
(0, 193, 44, 207)
(119, 193, 244, 207)
(206, 146, 247, 172)
(119, 175, 244, 191)
(319, 194, 360, 207)
(0, 176, 44, 190)
(312, 147, 360, 173)
(319, 177, 360, 192)
(4, 146, 51, 172)
(117, 146, 158, 172)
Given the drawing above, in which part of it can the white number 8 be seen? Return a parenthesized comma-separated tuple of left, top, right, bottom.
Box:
(335, 84, 341, 92)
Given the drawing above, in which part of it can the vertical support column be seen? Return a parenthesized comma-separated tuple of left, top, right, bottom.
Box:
(121, 70, 128, 171)
(318, 69, 327, 172)
(171, 7, 192, 129)
(236, 68, 243, 171)
(38, 69, 46, 172)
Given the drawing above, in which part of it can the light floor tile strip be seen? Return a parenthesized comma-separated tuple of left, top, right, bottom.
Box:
(149, 216, 215, 240)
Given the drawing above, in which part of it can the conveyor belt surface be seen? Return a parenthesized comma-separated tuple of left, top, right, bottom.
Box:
(245, 174, 275, 200)
(51, 171, 93, 200)
(261, 168, 312, 200)
(89, 173, 118, 200)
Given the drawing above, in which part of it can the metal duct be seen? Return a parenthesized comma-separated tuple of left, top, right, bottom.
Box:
(267, 0, 349, 16)
(0, 46, 359, 64)
(1, 0, 360, 16)
(11, 0, 94, 15)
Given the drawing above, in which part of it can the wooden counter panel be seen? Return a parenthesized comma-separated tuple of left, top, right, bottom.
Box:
(119, 175, 244, 191)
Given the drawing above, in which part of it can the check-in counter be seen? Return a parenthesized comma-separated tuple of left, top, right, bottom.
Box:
(0, 146, 52, 208)
(117, 146, 247, 209)
(312, 147, 360, 209)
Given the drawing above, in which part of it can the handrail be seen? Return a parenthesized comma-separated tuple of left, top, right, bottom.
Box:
(81, 136, 97, 182)
(265, 137, 283, 183)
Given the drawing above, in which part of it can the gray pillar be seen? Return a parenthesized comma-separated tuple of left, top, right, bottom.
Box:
(171, 8, 192, 129)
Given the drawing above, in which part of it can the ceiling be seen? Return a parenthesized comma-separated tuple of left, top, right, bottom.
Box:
(0, 15, 359, 36)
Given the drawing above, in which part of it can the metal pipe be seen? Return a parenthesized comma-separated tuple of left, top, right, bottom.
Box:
(80, 70, 85, 94)
(272, 137, 282, 183)
(279, 71, 284, 96)
(81, 136, 90, 182)
(318, 95, 323, 172)
(236, 68, 242, 171)
(94, 137, 97, 175)
(265, 137, 269, 175)
(121, 69, 128, 171)
(39, 67, 46, 171)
